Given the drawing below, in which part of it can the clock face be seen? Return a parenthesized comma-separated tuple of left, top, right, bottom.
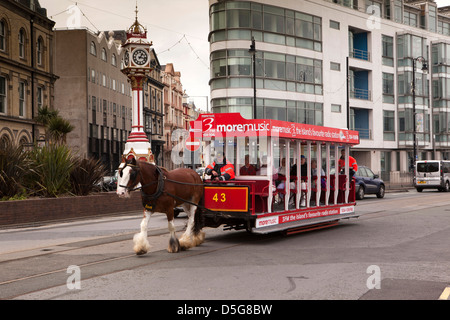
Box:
(124, 50, 129, 66)
(132, 49, 148, 66)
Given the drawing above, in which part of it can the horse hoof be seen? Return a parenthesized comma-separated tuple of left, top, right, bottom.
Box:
(179, 237, 193, 250)
(135, 249, 147, 256)
(168, 237, 180, 253)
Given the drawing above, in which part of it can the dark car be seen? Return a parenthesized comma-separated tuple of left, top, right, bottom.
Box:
(354, 166, 385, 200)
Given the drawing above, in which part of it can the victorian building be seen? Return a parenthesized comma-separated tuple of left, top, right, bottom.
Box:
(144, 58, 165, 165)
(162, 63, 185, 170)
(54, 29, 133, 172)
(0, 0, 57, 147)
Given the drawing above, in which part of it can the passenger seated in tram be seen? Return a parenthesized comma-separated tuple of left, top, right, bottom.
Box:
(311, 159, 325, 177)
(205, 151, 236, 181)
(240, 154, 256, 176)
(276, 158, 297, 205)
(290, 155, 308, 178)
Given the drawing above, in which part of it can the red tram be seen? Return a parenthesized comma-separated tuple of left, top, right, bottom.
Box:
(189, 113, 360, 235)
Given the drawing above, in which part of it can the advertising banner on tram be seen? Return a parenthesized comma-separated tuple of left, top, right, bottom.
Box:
(190, 113, 359, 145)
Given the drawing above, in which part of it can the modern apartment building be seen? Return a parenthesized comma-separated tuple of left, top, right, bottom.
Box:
(208, 0, 450, 177)
(0, 0, 57, 147)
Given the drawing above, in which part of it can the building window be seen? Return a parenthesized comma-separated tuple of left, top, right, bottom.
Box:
(111, 53, 117, 66)
(101, 48, 107, 61)
(329, 20, 340, 30)
(0, 20, 6, 52)
(37, 37, 43, 65)
(383, 110, 395, 141)
(19, 28, 25, 58)
(397, 34, 427, 67)
(19, 82, 25, 117)
(90, 41, 96, 56)
(330, 62, 340, 71)
(210, 2, 322, 52)
(428, 5, 436, 33)
(331, 104, 341, 113)
(403, 11, 418, 28)
(382, 35, 394, 66)
(0, 76, 6, 114)
(37, 86, 44, 109)
(211, 49, 322, 94)
(382, 73, 394, 104)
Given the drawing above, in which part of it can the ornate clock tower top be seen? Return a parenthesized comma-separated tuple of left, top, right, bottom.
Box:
(126, 4, 151, 42)
(120, 3, 154, 163)
(121, 4, 153, 80)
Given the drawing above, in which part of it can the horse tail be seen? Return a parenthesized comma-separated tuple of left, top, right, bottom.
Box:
(193, 201, 204, 236)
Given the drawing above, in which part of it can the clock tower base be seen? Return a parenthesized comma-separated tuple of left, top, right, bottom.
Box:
(123, 143, 154, 163)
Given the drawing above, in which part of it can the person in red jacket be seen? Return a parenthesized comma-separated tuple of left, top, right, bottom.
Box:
(206, 151, 236, 181)
(338, 149, 358, 178)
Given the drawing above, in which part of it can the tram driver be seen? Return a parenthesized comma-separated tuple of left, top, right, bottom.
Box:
(338, 149, 358, 178)
(205, 151, 236, 181)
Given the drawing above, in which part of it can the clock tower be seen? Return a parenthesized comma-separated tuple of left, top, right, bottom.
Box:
(121, 5, 154, 163)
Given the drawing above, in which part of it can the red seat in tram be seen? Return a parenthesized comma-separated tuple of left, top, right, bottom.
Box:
(336, 175, 356, 203)
(254, 180, 275, 213)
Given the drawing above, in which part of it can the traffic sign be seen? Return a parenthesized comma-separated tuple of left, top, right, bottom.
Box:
(185, 136, 201, 152)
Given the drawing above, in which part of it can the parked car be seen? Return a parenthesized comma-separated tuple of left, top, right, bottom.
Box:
(354, 166, 385, 200)
(99, 170, 118, 191)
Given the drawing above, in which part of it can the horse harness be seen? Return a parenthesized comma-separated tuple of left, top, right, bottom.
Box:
(119, 162, 204, 210)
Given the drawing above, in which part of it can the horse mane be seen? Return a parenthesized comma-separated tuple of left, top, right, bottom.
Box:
(137, 160, 169, 173)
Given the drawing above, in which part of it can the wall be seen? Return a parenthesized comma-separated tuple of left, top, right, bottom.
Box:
(0, 191, 143, 227)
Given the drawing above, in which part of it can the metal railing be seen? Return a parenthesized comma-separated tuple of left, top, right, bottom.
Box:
(350, 48, 370, 61)
(350, 88, 371, 100)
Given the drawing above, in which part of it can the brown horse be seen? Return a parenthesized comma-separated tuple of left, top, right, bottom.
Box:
(116, 158, 204, 255)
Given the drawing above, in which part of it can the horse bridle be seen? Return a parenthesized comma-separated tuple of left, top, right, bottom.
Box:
(119, 162, 165, 200)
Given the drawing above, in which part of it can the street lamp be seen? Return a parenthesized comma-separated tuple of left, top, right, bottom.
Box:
(249, 37, 257, 119)
(411, 56, 428, 168)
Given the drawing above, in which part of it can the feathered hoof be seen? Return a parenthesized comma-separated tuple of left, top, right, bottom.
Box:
(167, 236, 180, 253)
(133, 232, 150, 255)
(195, 231, 205, 245)
(135, 248, 148, 256)
(179, 236, 194, 251)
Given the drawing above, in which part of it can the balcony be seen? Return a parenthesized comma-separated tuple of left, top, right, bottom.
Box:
(350, 87, 371, 100)
(349, 28, 370, 62)
(355, 127, 372, 140)
(349, 69, 371, 101)
(350, 48, 370, 61)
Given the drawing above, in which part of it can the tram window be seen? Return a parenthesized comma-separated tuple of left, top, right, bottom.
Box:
(257, 155, 269, 175)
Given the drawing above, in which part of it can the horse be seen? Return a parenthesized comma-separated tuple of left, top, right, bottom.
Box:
(116, 157, 204, 255)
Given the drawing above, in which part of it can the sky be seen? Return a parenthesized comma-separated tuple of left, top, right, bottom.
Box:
(39, 0, 450, 111)
(39, 0, 211, 111)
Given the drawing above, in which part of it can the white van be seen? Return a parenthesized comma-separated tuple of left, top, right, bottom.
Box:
(415, 160, 450, 192)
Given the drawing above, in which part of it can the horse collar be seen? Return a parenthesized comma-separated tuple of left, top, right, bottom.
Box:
(141, 165, 166, 203)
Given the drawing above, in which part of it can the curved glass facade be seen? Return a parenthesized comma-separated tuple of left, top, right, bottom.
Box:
(210, 1, 322, 51)
(209, 1, 323, 124)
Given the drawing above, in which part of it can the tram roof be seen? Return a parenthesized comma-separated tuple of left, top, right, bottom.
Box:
(190, 113, 359, 146)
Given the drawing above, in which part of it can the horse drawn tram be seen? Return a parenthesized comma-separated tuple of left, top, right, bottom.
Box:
(190, 113, 360, 235)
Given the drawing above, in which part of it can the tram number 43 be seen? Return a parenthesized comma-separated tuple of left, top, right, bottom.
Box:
(212, 193, 226, 202)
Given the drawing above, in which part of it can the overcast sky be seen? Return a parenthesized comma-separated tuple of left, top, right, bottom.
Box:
(40, 0, 450, 111)
(40, 0, 211, 110)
